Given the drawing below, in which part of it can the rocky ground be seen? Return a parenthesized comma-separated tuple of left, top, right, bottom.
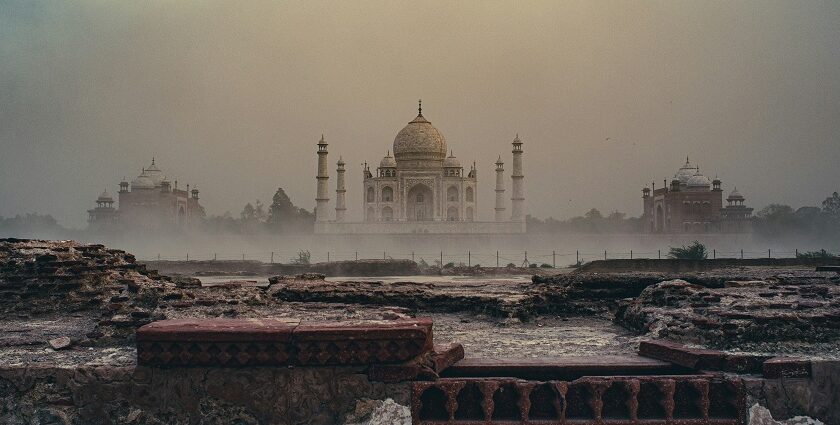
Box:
(2, 238, 839, 365)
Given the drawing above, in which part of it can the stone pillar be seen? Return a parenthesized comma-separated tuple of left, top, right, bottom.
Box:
(495, 156, 506, 222)
(315, 135, 329, 223)
(335, 157, 346, 222)
(511, 134, 525, 222)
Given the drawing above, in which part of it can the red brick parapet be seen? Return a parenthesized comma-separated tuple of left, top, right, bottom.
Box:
(411, 375, 745, 424)
(137, 317, 433, 367)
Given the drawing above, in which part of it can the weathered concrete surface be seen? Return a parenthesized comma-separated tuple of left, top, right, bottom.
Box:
(0, 365, 409, 425)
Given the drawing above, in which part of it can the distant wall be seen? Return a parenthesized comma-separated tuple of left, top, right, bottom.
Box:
(140, 258, 421, 277)
(315, 220, 526, 234)
(577, 257, 840, 273)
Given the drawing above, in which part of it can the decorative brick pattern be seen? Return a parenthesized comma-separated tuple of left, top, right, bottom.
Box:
(411, 375, 745, 424)
(137, 318, 433, 367)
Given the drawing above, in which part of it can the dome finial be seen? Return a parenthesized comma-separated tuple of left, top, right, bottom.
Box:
(418, 99, 422, 116)
(151, 156, 155, 165)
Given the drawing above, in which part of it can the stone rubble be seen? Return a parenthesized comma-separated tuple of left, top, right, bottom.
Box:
(344, 398, 411, 425)
(748, 404, 825, 425)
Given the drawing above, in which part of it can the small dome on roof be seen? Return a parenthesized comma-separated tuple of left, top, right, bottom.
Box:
(143, 158, 166, 186)
(687, 171, 711, 187)
(131, 169, 155, 189)
(675, 157, 698, 184)
(379, 151, 396, 168)
(97, 190, 113, 202)
(443, 150, 461, 168)
(728, 187, 744, 199)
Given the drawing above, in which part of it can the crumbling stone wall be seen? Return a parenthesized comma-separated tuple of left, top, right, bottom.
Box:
(0, 365, 409, 425)
(616, 280, 840, 349)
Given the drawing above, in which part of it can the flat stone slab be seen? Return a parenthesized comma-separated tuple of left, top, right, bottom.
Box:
(639, 340, 725, 370)
(440, 355, 682, 380)
(137, 318, 300, 342)
(639, 340, 769, 374)
(137, 317, 433, 367)
(763, 357, 812, 378)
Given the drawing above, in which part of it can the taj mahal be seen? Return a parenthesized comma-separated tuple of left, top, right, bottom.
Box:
(314, 101, 526, 234)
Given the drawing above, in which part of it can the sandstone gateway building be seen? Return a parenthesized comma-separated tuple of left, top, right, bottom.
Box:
(87, 159, 205, 231)
(314, 102, 526, 234)
(642, 158, 753, 234)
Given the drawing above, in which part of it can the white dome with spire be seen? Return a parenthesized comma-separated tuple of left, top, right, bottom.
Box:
(687, 170, 711, 188)
(392, 101, 447, 164)
(97, 190, 113, 202)
(443, 150, 461, 168)
(379, 151, 396, 168)
(143, 158, 166, 186)
(674, 157, 698, 184)
(131, 169, 155, 189)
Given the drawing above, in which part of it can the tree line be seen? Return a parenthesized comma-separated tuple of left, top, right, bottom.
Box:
(202, 188, 314, 234)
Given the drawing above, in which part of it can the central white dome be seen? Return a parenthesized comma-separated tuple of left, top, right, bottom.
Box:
(392, 112, 447, 163)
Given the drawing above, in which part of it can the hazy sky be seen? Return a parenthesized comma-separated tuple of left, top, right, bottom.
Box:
(2, 1, 839, 227)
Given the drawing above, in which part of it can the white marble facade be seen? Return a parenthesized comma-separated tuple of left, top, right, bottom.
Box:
(315, 102, 525, 234)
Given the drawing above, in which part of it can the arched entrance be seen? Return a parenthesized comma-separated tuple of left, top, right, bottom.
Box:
(381, 206, 393, 221)
(446, 206, 458, 221)
(655, 205, 664, 232)
(177, 206, 186, 225)
(407, 184, 433, 221)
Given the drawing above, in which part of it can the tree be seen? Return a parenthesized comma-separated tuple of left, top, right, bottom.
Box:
(267, 188, 314, 233)
(584, 208, 603, 220)
(822, 192, 840, 216)
(756, 204, 795, 220)
(240, 203, 256, 221)
(267, 188, 297, 225)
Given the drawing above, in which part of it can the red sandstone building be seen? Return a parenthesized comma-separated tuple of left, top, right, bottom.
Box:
(642, 158, 753, 233)
(88, 159, 204, 230)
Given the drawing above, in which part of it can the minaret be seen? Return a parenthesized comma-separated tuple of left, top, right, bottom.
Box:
(315, 135, 330, 223)
(511, 134, 525, 222)
(335, 156, 346, 222)
(494, 156, 506, 221)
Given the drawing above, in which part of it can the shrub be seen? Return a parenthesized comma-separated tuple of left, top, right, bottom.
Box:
(506, 263, 516, 268)
(443, 262, 455, 268)
(528, 263, 538, 268)
(290, 250, 311, 265)
(667, 241, 708, 260)
(796, 249, 837, 259)
(540, 263, 553, 268)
